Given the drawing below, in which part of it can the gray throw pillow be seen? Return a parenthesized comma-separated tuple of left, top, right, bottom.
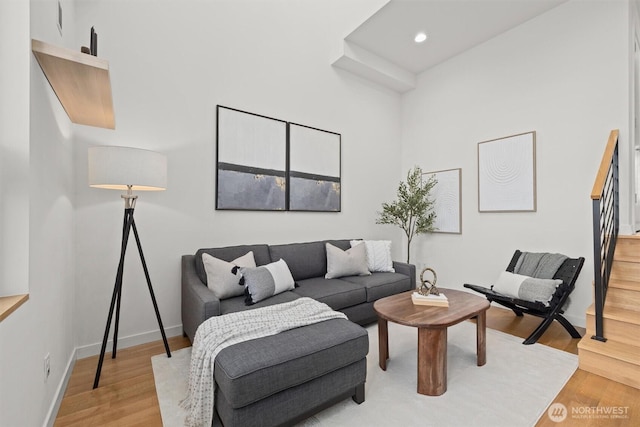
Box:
(202, 251, 256, 299)
(241, 259, 296, 305)
(325, 242, 370, 279)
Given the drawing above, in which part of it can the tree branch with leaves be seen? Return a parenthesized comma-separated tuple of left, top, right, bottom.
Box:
(376, 166, 437, 263)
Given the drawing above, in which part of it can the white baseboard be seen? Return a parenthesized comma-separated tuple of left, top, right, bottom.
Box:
(620, 223, 634, 236)
(76, 324, 183, 360)
(43, 347, 76, 427)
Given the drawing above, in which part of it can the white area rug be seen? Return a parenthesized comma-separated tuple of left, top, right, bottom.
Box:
(152, 322, 577, 427)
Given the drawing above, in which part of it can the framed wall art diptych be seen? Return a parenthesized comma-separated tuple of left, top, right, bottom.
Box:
(426, 168, 462, 234)
(477, 131, 536, 212)
(216, 105, 341, 212)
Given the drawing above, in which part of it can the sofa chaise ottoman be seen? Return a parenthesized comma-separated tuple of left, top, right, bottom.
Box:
(213, 318, 368, 426)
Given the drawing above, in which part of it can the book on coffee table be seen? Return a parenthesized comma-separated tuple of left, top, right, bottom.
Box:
(411, 292, 449, 307)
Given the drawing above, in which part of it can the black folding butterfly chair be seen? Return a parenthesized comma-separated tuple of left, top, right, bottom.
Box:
(464, 250, 585, 345)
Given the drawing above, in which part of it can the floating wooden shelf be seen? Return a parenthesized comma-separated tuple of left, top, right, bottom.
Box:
(32, 39, 115, 129)
(0, 294, 29, 322)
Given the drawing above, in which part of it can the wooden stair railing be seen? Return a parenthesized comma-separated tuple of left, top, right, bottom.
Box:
(590, 129, 620, 342)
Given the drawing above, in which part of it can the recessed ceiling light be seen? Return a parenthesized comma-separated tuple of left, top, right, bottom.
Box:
(414, 32, 428, 43)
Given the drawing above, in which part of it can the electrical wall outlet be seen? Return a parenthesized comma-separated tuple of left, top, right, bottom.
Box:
(44, 353, 51, 382)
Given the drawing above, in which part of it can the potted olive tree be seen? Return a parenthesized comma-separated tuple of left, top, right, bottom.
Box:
(376, 166, 437, 263)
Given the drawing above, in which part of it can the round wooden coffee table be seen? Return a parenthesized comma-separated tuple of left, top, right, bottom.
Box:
(373, 288, 490, 396)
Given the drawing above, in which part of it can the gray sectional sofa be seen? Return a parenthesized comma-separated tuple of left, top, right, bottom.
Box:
(181, 239, 416, 426)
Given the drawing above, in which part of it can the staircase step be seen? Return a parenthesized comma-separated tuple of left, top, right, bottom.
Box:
(586, 303, 640, 324)
(613, 235, 640, 262)
(609, 279, 640, 291)
(610, 260, 640, 283)
(578, 336, 640, 365)
(586, 304, 640, 346)
(605, 286, 640, 311)
(578, 338, 640, 389)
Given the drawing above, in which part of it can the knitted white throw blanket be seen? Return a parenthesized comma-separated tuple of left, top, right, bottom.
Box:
(180, 297, 347, 427)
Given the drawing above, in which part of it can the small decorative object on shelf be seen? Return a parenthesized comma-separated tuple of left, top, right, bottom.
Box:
(412, 267, 448, 307)
(90, 26, 98, 56)
(81, 27, 98, 56)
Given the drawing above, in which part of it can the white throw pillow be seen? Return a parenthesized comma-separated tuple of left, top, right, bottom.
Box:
(492, 271, 528, 299)
(325, 243, 370, 279)
(350, 240, 395, 273)
(493, 270, 562, 306)
(202, 251, 256, 299)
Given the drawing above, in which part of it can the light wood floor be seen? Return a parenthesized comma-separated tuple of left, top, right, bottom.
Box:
(55, 335, 191, 426)
(54, 307, 640, 426)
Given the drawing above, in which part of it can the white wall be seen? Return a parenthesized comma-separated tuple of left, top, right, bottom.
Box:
(0, 0, 78, 426)
(72, 0, 400, 354)
(0, 0, 30, 297)
(401, 0, 630, 327)
(0, 0, 32, 422)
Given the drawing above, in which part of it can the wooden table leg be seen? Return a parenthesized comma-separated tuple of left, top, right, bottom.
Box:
(476, 310, 487, 366)
(378, 318, 388, 371)
(417, 327, 447, 395)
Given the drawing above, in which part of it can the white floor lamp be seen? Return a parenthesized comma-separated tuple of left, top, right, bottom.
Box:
(88, 145, 171, 389)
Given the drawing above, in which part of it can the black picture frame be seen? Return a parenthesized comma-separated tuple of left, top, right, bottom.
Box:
(216, 106, 288, 211)
(288, 123, 341, 212)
